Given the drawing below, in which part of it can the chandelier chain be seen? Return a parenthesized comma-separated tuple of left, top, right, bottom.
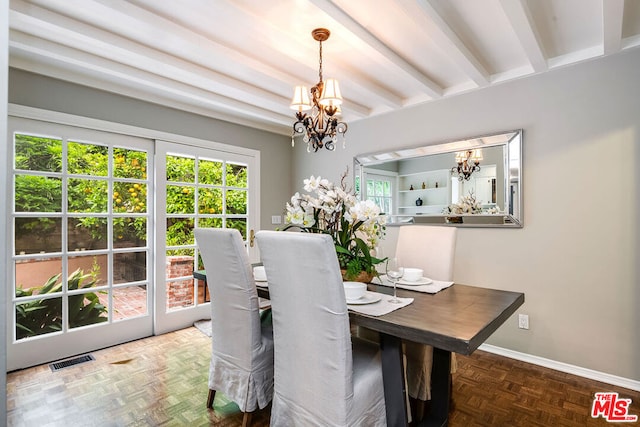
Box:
(318, 40, 323, 83)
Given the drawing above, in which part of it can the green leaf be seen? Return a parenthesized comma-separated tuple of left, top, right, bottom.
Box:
(40, 273, 62, 294)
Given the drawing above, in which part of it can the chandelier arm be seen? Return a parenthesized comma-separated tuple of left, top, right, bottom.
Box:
(306, 115, 323, 151)
(336, 121, 347, 134)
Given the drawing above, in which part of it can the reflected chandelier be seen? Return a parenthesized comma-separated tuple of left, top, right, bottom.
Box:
(290, 28, 347, 152)
(451, 149, 482, 181)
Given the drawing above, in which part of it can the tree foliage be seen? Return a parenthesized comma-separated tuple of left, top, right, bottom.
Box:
(14, 135, 249, 250)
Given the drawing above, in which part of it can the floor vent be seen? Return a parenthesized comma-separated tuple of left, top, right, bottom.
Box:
(49, 354, 95, 372)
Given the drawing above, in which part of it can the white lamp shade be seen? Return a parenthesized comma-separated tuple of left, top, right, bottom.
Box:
(472, 149, 483, 161)
(290, 86, 311, 111)
(319, 78, 343, 107)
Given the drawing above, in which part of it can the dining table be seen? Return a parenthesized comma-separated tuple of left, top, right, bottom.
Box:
(352, 282, 524, 427)
(194, 269, 524, 427)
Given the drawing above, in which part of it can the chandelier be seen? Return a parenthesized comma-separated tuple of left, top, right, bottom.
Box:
(451, 149, 482, 181)
(290, 28, 347, 152)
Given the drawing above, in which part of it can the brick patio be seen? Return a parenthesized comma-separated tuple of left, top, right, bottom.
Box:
(98, 278, 209, 321)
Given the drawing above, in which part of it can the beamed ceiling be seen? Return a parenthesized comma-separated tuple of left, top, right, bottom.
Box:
(9, 0, 640, 135)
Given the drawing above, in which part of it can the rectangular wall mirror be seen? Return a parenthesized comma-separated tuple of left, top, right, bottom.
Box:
(354, 130, 522, 227)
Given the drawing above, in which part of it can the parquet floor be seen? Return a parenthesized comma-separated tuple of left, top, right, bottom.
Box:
(7, 327, 639, 426)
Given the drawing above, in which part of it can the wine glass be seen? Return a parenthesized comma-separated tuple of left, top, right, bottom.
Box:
(386, 257, 404, 304)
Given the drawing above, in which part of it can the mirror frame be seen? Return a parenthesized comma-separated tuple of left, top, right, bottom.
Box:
(354, 129, 523, 228)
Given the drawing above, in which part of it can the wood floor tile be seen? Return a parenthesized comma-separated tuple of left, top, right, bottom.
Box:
(7, 327, 639, 426)
(7, 328, 270, 426)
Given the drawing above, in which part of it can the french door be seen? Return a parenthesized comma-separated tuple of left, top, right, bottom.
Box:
(7, 114, 260, 369)
(154, 141, 259, 334)
(7, 118, 154, 371)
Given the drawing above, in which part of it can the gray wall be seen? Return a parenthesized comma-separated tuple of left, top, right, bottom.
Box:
(293, 49, 640, 382)
(8, 47, 640, 383)
(9, 69, 292, 231)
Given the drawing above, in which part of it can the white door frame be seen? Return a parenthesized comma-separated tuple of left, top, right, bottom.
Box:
(6, 116, 155, 370)
(154, 140, 260, 335)
(6, 105, 261, 368)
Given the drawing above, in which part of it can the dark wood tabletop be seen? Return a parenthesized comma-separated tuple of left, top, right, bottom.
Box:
(351, 283, 524, 356)
(255, 281, 523, 356)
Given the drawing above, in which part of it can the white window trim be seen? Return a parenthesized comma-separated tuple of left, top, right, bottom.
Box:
(8, 104, 260, 158)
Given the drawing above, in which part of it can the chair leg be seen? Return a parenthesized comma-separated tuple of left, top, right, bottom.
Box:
(241, 411, 253, 427)
(449, 373, 455, 410)
(409, 396, 427, 422)
(206, 389, 216, 409)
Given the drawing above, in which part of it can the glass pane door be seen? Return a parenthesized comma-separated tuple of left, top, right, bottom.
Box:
(154, 141, 258, 334)
(8, 118, 153, 371)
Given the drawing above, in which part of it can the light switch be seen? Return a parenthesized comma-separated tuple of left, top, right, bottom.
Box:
(271, 215, 282, 225)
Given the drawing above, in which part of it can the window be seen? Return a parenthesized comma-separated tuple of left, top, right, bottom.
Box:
(12, 132, 152, 341)
(163, 153, 249, 310)
(364, 173, 394, 214)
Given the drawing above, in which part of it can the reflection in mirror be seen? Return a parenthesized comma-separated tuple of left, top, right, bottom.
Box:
(354, 130, 522, 227)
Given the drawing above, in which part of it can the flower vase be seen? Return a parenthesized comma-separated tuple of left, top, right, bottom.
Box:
(341, 269, 375, 283)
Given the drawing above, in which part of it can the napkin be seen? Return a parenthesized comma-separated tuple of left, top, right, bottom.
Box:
(253, 265, 267, 281)
(347, 291, 413, 316)
(373, 275, 454, 294)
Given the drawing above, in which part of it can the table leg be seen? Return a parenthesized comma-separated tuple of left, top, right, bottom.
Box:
(380, 333, 408, 427)
(418, 347, 451, 427)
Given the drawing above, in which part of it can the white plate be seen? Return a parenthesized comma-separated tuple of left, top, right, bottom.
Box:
(347, 291, 382, 305)
(397, 277, 433, 286)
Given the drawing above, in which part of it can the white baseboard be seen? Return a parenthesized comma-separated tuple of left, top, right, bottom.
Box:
(478, 344, 640, 392)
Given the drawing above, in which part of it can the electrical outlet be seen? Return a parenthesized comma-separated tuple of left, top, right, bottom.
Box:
(518, 314, 529, 330)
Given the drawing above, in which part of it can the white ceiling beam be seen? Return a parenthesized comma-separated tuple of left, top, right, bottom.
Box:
(602, 0, 624, 54)
(20, 0, 372, 117)
(410, 0, 490, 87)
(201, 0, 405, 110)
(498, 0, 547, 73)
(9, 35, 295, 129)
(310, 0, 443, 99)
(547, 45, 602, 69)
(331, 69, 404, 109)
(11, 57, 291, 136)
(89, 0, 374, 117)
(35, 0, 289, 90)
(9, 2, 287, 108)
(10, 9, 297, 116)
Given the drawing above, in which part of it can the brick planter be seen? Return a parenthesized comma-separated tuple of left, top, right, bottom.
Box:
(166, 256, 194, 309)
(165, 256, 208, 308)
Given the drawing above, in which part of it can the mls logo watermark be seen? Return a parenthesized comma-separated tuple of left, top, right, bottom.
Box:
(591, 392, 638, 422)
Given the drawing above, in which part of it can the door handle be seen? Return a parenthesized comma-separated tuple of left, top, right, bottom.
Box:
(249, 229, 255, 247)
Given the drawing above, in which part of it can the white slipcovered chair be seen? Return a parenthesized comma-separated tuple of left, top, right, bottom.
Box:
(194, 228, 274, 427)
(256, 230, 387, 427)
(395, 225, 457, 417)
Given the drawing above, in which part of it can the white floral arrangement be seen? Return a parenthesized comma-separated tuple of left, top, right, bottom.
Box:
(283, 171, 386, 280)
(443, 190, 500, 215)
